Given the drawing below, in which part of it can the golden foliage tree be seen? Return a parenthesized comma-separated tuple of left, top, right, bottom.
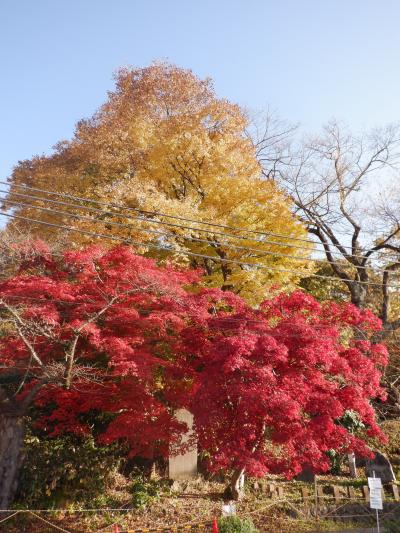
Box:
(6, 62, 312, 302)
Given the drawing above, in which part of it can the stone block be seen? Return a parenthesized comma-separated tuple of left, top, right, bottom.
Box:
(365, 451, 396, 484)
(169, 409, 197, 480)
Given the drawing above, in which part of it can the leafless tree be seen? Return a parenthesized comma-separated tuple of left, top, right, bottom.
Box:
(246, 108, 298, 180)
(254, 119, 400, 429)
(271, 119, 400, 336)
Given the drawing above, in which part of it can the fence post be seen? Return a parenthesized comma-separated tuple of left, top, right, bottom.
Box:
(314, 475, 320, 531)
(348, 486, 356, 500)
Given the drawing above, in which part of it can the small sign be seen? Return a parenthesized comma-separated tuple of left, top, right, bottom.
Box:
(222, 502, 236, 516)
(368, 477, 383, 510)
(369, 488, 383, 510)
(368, 477, 382, 490)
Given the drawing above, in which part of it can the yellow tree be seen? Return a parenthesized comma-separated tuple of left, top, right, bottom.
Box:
(6, 62, 312, 303)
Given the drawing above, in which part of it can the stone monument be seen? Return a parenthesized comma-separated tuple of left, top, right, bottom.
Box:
(168, 409, 197, 480)
(365, 451, 396, 484)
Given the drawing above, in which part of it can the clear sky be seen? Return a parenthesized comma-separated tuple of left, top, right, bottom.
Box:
(1, 0, 400, 180)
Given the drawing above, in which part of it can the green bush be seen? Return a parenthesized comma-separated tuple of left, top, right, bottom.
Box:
(129, 473, 169, 509)
(327, 449, 344, 475)
(217, 516, 259, 533)
(17, 434, 123, 507)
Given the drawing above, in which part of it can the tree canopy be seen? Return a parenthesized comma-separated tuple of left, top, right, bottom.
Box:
(6, 63, 312, 303)
(0, 244, 387, 505)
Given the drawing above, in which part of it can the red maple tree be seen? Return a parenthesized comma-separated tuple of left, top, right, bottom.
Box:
(183, 290, 388, 495)
(0, 244, 199, 507)
(0, 244, 388, 505)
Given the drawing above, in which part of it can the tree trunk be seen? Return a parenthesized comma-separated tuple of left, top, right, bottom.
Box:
(224, 468, 245, 501)
(350, 284, 367, 310)
(0, 415, 25, 509)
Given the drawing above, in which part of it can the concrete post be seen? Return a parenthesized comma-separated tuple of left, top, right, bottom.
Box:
(348, 452, 358, 478)
(169, 409, 197, 480)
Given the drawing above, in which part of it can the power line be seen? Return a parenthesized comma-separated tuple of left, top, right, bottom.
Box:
(1, 181, 369, 254)
(1, 181, 318, 244)
(1, 196, 384, 273)
(0, 196, 318, 262)
(2, 187, 333, 254)
(1, 186, 389, 264)
(0, 210, 314, 274)
(2, 210, 399, 288)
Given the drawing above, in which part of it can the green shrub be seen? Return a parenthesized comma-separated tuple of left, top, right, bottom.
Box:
(17, 434, 123, 507)
(129, 473, 169, 509)
(217, 516, 259, 533)
(327, 449, 344, 475)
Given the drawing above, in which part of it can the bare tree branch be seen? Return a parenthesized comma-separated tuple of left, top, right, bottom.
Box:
(266, 119, 400, 326)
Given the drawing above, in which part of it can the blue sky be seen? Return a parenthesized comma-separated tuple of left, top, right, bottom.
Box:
(1, 0, 400, 179)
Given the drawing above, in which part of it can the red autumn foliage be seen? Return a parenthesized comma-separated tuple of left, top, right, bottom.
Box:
(188, 290, 388, 478)
(0, 244, 388, 478)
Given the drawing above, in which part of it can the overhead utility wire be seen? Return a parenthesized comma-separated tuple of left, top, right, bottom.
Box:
(1, 185, 388, 262)
(0, 196, 384, 272)
(12, 180, 376, 239)
(1, 181, 319, 244)
(1, 181, 372, 253)
(2, 187, 329, 254)
(4, 187, 396, 265)
(0, 196, 318, 263)
(2, 210, 399, 289)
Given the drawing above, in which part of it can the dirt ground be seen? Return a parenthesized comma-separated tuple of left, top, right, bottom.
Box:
(0, 476, 397, 532)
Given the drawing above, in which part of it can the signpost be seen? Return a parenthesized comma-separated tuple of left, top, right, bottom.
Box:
(368, 473, 382, 533)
